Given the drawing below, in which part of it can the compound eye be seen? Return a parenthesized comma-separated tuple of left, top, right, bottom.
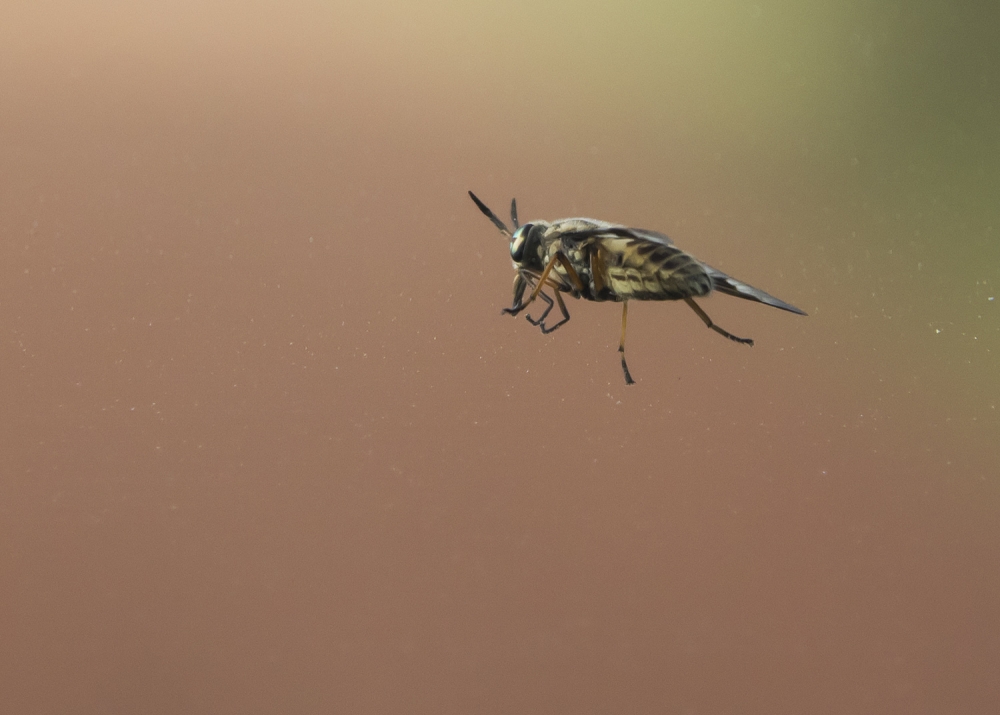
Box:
(510, 224, 532, 261)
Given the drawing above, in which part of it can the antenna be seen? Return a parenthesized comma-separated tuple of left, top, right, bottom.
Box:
(468, 191, 511, 237)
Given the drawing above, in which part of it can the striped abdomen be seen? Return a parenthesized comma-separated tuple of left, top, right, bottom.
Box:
(593, 237, 713, 302)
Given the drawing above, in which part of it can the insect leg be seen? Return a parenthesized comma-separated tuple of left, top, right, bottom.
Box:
(525, 290, 555, 328)
(527, 254, 561, 304)
(502, 273, 529, 316)
(538, 290, 571, 334)
(683, 297, 754, 346)
(527, 251, 586, 304)
(590, 246, 606, 297)
(619, 300, 636, 385)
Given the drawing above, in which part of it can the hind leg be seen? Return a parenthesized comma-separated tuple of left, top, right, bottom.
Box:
(684, 298, 754, 346)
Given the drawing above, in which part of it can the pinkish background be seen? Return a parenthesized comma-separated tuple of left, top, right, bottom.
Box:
(2, 2, 998, 713)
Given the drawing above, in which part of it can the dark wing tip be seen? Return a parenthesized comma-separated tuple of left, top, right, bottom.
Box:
(705, 265, 808, 315)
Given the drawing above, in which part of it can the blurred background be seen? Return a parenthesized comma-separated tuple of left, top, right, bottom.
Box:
(1, 1, 998, 713)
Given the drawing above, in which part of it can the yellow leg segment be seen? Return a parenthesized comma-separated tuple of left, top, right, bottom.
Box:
(528, 252, 586, 304)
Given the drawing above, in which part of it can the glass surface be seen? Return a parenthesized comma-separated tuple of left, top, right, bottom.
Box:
(2, 2, 997, 713)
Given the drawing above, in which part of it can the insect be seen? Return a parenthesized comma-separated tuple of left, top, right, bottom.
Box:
(469, 191, 806, 384)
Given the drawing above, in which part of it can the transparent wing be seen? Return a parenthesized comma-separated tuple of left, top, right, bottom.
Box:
(555, 224, 674, 247)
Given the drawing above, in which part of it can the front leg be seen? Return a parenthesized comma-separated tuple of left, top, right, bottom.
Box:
(526, 251, 586, 305)
(525, 290, 556, 329)
(538, 290, 570, 334)
(501, 273, 529, 316)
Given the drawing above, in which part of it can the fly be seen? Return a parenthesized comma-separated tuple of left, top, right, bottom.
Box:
(469, 191, 806, 385)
